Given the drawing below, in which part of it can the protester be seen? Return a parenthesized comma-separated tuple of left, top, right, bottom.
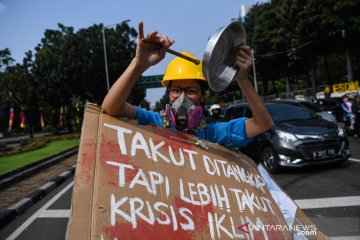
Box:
(352, 94, 360, 137)
(341, 95, 355, 130)
(206, 104, 222, 124)
(102, 21, 273, 149)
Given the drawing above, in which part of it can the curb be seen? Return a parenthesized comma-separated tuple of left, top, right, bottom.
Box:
(0, 146, 78, 190)
(0, 165, 76, 229)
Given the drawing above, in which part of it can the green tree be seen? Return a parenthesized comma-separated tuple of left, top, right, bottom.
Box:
(1, 22, 141, 134)
(0, 51, 39, 137)
(296, 0, 360, 84)
(154, 92, 169, 112)
(0, 49, 15, 134)
(32, 22, 138, 132)
(246, 2, 290, 95)
(245, 0, 360, 96)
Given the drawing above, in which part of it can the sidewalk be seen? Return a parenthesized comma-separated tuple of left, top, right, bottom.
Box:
(0, 132, 52, 145)
(0, 154, 77, 212)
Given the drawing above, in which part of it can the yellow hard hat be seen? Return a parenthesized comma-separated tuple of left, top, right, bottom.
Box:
(161, 52, 207, 87)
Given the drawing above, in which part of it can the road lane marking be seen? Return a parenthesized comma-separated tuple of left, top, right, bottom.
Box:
(6, 181, 74, 240)
(349, 157, 360, 163)
(331, 237, 360, 240)
(38, 210, 71, 218)
(295, 196, 360, 209)
(5, 180, 359, 239)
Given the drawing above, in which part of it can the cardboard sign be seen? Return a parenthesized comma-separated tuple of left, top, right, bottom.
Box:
(67, 103, 328, 240)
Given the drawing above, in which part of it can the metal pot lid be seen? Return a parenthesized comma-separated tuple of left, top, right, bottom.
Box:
(202, 21, 247, 92)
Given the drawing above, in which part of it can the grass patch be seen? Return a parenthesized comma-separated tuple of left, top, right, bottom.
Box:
(0, 138, 79, 174)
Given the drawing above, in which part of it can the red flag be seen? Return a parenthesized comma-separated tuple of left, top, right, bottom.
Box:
(40, 113, 45, 130)
(8, 108, 14, 133)
(60, 106, 64, 127)
(20, 110, 26, 129)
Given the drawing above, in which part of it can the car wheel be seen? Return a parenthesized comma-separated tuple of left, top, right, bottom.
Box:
(262, 147, 280, 173)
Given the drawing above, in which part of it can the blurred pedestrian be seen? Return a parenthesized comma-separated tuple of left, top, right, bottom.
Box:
(206, 104, 222, 124)
(341, 95, 355, 130)
(324, 84, 331, 99)
(352, 94, 360, 137)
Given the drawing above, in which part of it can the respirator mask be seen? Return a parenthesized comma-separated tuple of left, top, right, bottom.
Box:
(166, 92, 203, 131)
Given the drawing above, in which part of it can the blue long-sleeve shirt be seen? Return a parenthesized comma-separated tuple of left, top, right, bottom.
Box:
(135, 106, 252, 149)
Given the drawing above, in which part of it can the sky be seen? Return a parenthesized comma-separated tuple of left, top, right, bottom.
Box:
(0, 0, 267, 106)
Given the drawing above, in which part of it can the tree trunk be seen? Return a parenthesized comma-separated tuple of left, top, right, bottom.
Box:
(324, 55, 332, 86)
(310, 60, 316, 95)
(345, 48, 353, 82)
(284, 68, 290, 96)
(24, 109, 34, 139)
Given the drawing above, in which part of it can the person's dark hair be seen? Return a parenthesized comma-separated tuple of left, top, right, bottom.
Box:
(198, 80, 208, 93)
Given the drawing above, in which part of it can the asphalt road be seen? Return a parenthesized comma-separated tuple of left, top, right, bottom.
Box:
(1, 138, 359, 240)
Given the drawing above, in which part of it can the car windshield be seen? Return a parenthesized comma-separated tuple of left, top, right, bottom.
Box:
(267, 103, 319, 123)
(297, 101, 320, 112)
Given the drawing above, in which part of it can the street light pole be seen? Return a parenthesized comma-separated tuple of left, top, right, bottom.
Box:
(232, 5, 258, 92)
(102, 28, 110, 92)
(102, 19, 131, 92)
(251, 49, 258, 92)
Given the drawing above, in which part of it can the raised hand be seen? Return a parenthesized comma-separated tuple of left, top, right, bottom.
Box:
(234, 45, 253, 83)
(135, 21, 175, 69)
